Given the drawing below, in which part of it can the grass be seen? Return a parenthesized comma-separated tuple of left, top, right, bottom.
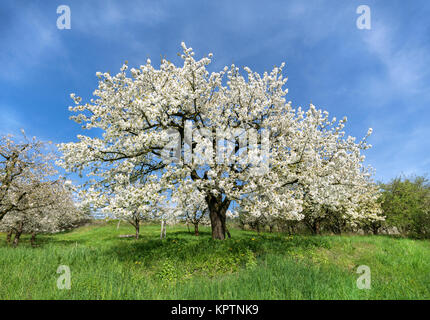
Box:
(0, 221, 429, 299)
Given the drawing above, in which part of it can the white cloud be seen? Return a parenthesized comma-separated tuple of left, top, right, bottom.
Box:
(362, 22, 430, 96)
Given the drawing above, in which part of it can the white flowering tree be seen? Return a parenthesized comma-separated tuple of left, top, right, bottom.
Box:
(86, 175, 166, 239)
(59, 43, 381, 240)
(0, 132, 55, 222)
(1, 179, 85, 246)
(170, 180, 209, 236)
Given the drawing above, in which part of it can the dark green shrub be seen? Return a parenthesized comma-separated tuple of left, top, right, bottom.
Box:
(380, 175, 430, 238)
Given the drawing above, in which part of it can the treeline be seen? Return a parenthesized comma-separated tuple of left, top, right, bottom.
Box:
(236, 175, 430, 239)
(379, 176, 430, 238)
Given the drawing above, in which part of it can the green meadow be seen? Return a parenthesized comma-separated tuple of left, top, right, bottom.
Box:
(1, 221, 429, 299)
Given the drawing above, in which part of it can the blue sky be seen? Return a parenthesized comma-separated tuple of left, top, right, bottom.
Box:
(1, 0, 429, 182)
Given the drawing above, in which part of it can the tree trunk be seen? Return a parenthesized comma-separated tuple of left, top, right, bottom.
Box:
(307, 218, 321, 235)
(135, 223, 140, 240)
(13, 233, 22, 247)
(314, 220, 320, 235)
(372, 225, 379, 235)
(371, 222, 381, 235)
(6, 229, 13, 244)
(13, 232, 21, 247)
(128, 214, 141, 240)
(160, 220, 167, 239)
(194, 223, 199, 236)
(30, 232, 37, 247)
(210, 210, 225, 239)
(206, 193, 230, 240)
(13, 222, 23, 247)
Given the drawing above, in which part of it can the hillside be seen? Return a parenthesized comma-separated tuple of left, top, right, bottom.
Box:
(0, 221, 429, 299)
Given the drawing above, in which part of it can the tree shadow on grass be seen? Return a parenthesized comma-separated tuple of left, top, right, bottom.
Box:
(168, 230, 212, 237)
(105, 235, 204, 264)
(103, 229, 333, 267)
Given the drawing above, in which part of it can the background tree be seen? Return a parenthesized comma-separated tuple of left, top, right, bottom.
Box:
(79, 175, 166, 239)
(1, 179, 86, 247)
(379, 175, 430, 238)
(1, 132, 55, 221)
(170, 180, 209, 236)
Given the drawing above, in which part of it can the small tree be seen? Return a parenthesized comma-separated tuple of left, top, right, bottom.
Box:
(79, 175, 166, 239)
(171, 180, 209, 236)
